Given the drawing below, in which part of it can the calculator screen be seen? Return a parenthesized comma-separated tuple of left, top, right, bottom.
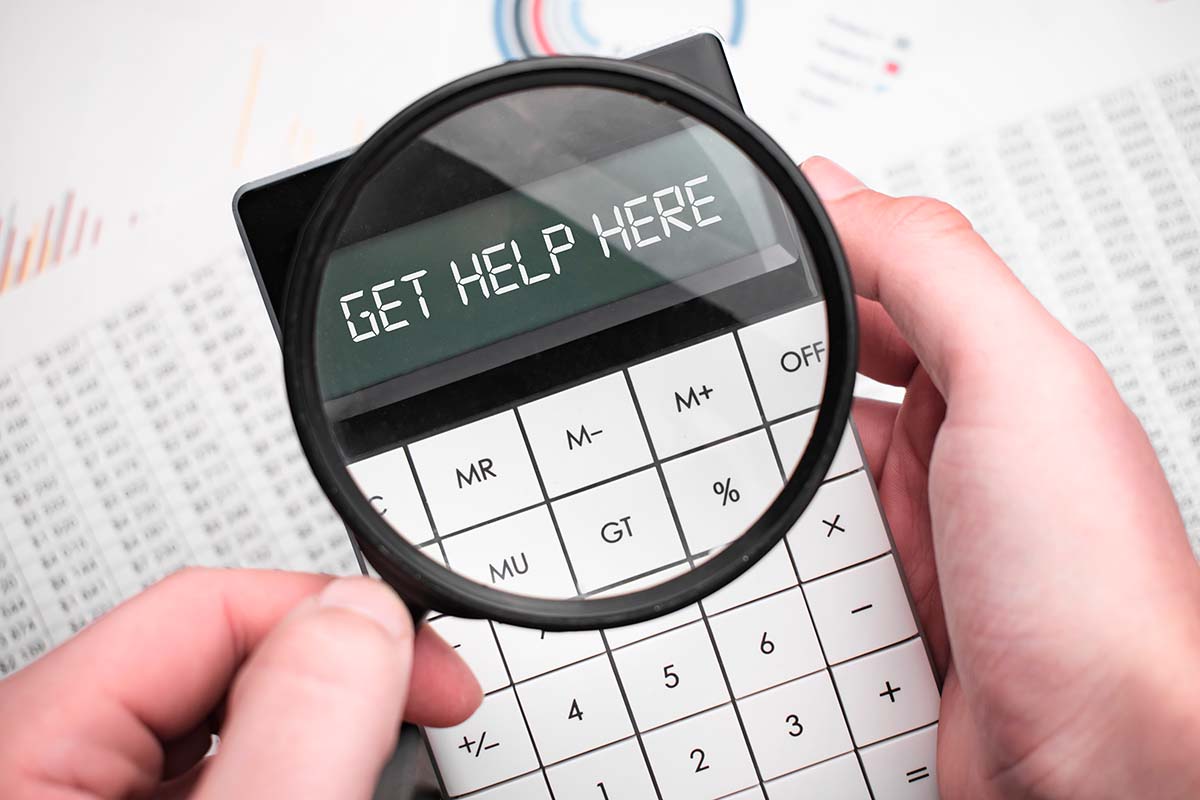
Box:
(313, 87, 814, 425)
(319, 123, 801, 401)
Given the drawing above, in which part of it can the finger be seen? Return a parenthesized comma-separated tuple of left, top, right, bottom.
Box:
(880, 367, 949, 673)
(0, 569, 481, 799)
(161, 723, 216, 780)
(851, 396, 898, 482)
(407, 625, 487, 726)
(856, 296, 918, 387)
(194, 577, 418, 799)
(156, 761, 208, 800)
(802, 156, 1078, 400)
(0, 569, 330, 798)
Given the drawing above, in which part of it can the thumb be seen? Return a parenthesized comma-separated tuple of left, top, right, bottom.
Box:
(195, 577, 414, 799)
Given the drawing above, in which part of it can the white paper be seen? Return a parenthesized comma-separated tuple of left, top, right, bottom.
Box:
(869, 64, 1200, 549)
(2, 0, 1198, 678)
(0, 219, 358, 673)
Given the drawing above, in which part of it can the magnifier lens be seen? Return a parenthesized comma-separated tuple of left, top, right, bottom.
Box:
(309, 82, 831, 616)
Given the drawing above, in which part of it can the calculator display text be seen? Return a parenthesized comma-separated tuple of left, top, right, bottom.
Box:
(317, 125, 799, 400)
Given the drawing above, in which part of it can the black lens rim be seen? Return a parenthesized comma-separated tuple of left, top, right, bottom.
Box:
(282, 56, 858, 631)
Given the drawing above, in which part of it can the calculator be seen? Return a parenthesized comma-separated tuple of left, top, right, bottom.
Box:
(235, 33, 940, 800)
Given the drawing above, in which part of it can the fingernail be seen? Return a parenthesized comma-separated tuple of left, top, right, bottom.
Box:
(318, 577, 411, 641)
(801, 156, 867, 201)
(427, 625, 484, 704)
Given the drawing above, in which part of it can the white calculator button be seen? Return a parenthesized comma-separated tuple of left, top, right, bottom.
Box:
(612, 620, 728, 730)
(427, 616, 509, 694)
(661, 429, 783, 554)
(469, 772, 551, 800)
(628, 334, 761, 458)
(708, 588, 825, 698)
(604, 561, 700, 647)
(546, 737, 657, 800)
(737, 301, 828, 420)
(787, 472, 890, 581)
(832, 424, 865, 478)
(804, 554, 918, 664)
(552, 468, 686, 593)
(346, 447, 433, 544)
(408, 410, 543, 533)
(602, 562, 701, 648)
(494, 623, 606, 682)
(425, 688, 539, 797)
(702, 541, 796, 615)
(832, 639, 939, 747)
(345, 448, 434, 546)
(518, 654, 634, 765)
(606, 604, 701, 649)
(773, 412, 863, 480)
(519, 372, 653, 497)
(764, 752, 871, 799)
(642, 703, 757, 800)
(441, 506, 577, 599)
(738, 671, 853, 780)
(860, 724, 939, 800)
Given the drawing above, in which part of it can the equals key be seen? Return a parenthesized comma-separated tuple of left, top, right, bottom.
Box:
(906, 765, 930, 783)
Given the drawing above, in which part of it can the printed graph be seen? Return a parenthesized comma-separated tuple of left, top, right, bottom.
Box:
(0, 192, 126, 296)
(230, 45, 371, 171)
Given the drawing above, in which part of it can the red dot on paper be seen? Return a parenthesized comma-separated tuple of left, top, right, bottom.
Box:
(885, 61, 901, 75)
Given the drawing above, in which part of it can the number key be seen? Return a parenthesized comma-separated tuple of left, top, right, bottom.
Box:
(724, 789, 766, 800)
(613, 621, 728, 729)
(764, 752, 871, 799)
(701, 542, 797, 615)
(546, 737, 657, 799)
(517, 655, 633, 765)
(708, 588, 825, 697)
(773, 412, 863, 480)
(469, 772, 551, 800)
(738, 671, 853, 780)
(642, 704, 757, 799)
(494, 623, 606, 682)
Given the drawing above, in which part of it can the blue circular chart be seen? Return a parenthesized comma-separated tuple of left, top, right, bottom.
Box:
(493, 0, 745, 60)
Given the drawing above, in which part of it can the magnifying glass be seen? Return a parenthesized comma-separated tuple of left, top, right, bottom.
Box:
(282, 57, 856, 631)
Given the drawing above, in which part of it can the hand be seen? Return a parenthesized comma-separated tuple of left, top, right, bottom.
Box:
(0, 569, 482, 799)
(802, 158, 1200, 799)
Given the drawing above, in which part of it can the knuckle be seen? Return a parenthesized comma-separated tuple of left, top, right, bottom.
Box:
(158, 565, 218, 592)
(887, 195, 975, 239)
(249, 611, 404, 699)
(1050, 335, 1115, 394)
